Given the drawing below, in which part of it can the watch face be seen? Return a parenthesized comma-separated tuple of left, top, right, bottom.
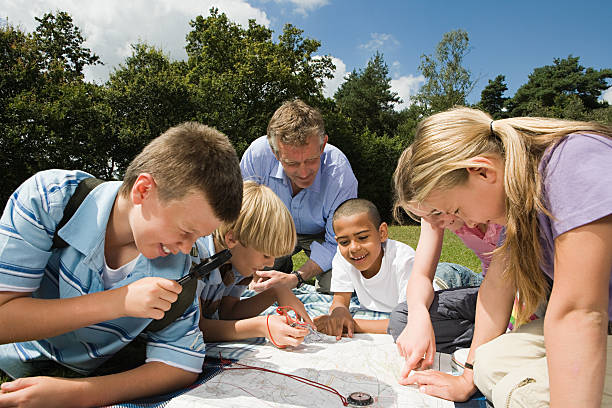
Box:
(347, 391, 373, 406)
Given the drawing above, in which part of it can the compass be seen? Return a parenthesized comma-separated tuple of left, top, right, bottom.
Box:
(347, 391, 373, 406)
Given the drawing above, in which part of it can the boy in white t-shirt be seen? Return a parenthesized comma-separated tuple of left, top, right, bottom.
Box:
(314, 198, 425, 339)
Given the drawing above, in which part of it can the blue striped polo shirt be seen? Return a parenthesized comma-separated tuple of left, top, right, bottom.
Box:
(0, 169, 205, 374)
(193, 235, 252, 320)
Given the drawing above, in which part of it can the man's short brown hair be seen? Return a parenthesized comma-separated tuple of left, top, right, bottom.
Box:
(267, 99, 326, 154)
(119, 122, 243, 222)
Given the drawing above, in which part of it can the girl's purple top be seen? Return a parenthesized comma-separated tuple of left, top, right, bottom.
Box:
(536, 133, 612, 319)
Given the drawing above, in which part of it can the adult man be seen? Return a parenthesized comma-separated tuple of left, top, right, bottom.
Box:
(240, 99, 358, 293)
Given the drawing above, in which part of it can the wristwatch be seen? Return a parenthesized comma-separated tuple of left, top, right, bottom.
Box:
(291, 270, 305, 288)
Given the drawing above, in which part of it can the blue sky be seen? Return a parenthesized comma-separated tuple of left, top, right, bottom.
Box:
(3, 0, 611, 108)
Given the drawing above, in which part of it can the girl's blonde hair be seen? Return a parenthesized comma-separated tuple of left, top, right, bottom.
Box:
(214, 181, 296, 257)
(394, 107, 611, 324)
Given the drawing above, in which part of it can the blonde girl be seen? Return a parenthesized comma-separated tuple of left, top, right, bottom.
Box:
(394, 107, 612, 407)
(388, 146, 501, 371)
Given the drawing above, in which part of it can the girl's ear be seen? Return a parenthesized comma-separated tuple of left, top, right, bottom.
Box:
(379, 222, 389, 243)
(224, 230, 238, 249)
(466, 157, 499, 184)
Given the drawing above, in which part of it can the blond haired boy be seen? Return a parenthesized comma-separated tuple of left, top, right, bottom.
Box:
(195, 181, 313, 348)
(0, 123, 243, 406)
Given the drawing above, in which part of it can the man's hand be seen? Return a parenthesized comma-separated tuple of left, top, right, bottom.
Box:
(251, 259, 324, 292)
(273, 287, 314, 326)
(250, 270, 297, 292)
(121, 277, 182, 319)
(313, 307, 355, 340)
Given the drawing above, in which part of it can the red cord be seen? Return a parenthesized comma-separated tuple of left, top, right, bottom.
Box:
(266, 306, 311, 349)
(218, 355, 348, 406)
(266, 314, 286, 349)
(276, 305, 310, 328)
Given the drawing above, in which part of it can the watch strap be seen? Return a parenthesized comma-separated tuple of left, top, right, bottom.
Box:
(291, 270, 305, 288)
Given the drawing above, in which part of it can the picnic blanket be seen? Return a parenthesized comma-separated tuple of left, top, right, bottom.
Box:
(242, 284, 392, 320)
(108, 285, 490, 407)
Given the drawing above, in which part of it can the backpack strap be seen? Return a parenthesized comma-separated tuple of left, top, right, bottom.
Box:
(52, 177, 105, 250)
(50, 176, 203, 333)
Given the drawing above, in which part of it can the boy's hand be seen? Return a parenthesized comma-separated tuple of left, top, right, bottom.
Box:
(273, 287, 314, 326)
(122, 277, 182, 319)
(313, 307, 355, 340)
(0, 376, 85, 408)
(266, 315, 309, 348)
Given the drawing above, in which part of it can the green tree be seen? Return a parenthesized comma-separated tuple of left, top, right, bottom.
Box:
(106, 43, 196, 174)
(351, 130, 409, 221)
(507, 56, 612, 119)
(0, 13, 110, 202)
(5, 82, 114, 174)
(0, 25, 42, 106)
(185, 8, 334, 154)
(478, 74, 508, 119)
(0, 25, 43, 199)
(324, 101, 413, 221)
(333, 52, 401, 137)
(395, 104, 427, 145)
(33, 11, 101, 82)
(590, 104, 612, 126)
(413, 29, 476, 113)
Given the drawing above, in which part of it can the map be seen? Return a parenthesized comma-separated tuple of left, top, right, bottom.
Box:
(167, 333, 454, 408)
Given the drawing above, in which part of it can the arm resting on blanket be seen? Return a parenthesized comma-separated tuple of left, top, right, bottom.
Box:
(0, 361, 197, 407)
(200, 315, 308, 347)
(353, 318, 389, 334)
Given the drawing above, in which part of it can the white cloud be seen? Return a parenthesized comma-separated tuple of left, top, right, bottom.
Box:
(1, 0, 269, 83)
(318, 56, 423, 107)
(390, 74, 425, 110)
(359, 32, 399, 52)
(391, 60, 401, 73)
(316, 55, 348, 98)
(602, 86, 612, 105)
(271, 0, 329, 16)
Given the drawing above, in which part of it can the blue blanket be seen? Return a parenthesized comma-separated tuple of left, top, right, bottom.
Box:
(241, 284, 391, 320)
(105, 357, 228, 408)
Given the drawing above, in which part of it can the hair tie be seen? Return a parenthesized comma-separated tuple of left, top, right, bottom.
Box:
(490, 120, 495, 135)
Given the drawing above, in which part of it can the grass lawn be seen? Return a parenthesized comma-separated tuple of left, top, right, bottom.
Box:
(294, 224, 481, 274)
(389, 225, 482, 273)
(0, 225, 479, 384)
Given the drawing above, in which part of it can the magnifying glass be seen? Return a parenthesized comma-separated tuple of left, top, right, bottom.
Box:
(176, 249, 232, 285)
